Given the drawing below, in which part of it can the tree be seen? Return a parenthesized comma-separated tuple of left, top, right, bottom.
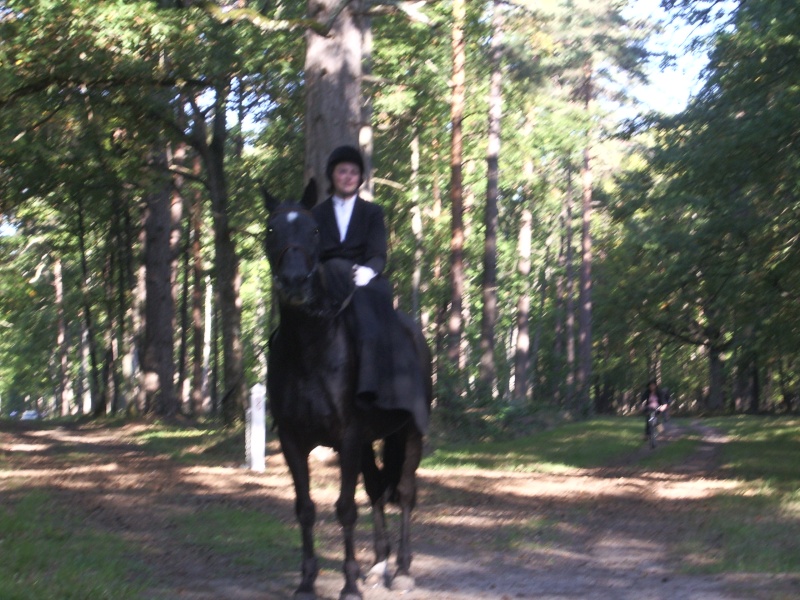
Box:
(477, 0, 504, 397)
(446, 0, 468, 391)
(303, 0, 364, 199)
(607, 0, 800, 410)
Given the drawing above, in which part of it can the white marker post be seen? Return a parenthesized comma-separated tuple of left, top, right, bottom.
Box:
(246, 383, 267, 472)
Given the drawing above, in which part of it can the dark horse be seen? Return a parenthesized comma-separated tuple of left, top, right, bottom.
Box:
(263, 180, 432, 600)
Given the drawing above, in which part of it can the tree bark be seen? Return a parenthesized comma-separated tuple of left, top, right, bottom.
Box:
(75, 196, 103, 416)
(577, 144, 593, 410)
(53, 257, 73, 416)
(478, 0, 503, 396)
(576, 56, 595, 411)
(563, 166, 576, 405)
(513, 208, 532, 404)
(447, 0, 467, 386)
(304, 0, 363, 201)
(206, 85, 247, 426)
(141, 159, 178, 417)
(708, 345, 725, 410)
(410, 132, 423, 322)
(190, 157, 207, 416)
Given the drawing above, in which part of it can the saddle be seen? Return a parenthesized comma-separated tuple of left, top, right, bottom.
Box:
(320, 259, 429, 434)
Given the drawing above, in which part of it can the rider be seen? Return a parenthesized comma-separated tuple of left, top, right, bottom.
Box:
(640, 379, 668, 439)
(311, 145, 393, 405)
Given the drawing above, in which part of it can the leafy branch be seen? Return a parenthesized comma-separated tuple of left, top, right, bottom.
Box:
(195, 0, 350, 36)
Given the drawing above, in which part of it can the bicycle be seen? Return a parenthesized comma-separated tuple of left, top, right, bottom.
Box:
(646, 409, 659, 448)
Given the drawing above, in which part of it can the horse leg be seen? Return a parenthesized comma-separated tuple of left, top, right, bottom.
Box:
(336, 432, 363, 600)
(392, 428, 423, 592)
(361, 443, 391, 588)
(281, 435, 318, 600)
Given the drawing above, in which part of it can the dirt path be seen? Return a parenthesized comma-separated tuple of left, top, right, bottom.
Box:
(1, 419, 797, 599)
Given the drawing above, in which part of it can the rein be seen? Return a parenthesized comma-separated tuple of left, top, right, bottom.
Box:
(310, 262, 357, 320)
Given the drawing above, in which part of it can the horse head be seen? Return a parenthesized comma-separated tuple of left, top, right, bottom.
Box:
(262, 179, 321, 308)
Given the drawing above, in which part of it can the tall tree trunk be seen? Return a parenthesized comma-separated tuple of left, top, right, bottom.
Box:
(102, 234, 120, 414)
(76, 196, 103, 416)
(577, 146, 593, 409)
(577, 62, 595, 410)
(478, 0, 503, 397)
(132, 214, 147, 414)
(359, 5, 374, 200)
(141, 161, 178, 417)
(53, 257, 73, 416)
(512, 208, 532, 404)
(304, 0, 363, 201)
(169, 140, 190, 412)
(202, 84, 247, 426)
(176, 205, 192, 411)
(530, 240, 552, 403)
(78, 317, 92, 414)
(117, 203, 137, 414)
(190, 157, 207, 416)
(447, 0, 467, 391)
(410, 132, 423, 322)
(708, 345, 725, 410)
(563, 166, 576, 405)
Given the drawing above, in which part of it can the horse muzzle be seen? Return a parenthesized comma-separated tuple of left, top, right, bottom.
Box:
(273, 268, 316, 306)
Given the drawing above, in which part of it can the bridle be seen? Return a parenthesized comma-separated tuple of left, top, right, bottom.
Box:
(267, 203, 355, 318)
(268, 205, 318, 277)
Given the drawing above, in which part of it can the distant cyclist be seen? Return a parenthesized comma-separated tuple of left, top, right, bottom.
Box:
(640, 379, 668, 440)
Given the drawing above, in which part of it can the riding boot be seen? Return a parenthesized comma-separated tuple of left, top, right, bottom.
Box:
(357, 338, 379, 405)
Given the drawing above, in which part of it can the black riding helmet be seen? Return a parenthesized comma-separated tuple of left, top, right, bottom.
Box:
(325, 145, 364, 187)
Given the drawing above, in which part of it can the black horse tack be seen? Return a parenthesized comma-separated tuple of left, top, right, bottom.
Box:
(263, 180, 432, 600)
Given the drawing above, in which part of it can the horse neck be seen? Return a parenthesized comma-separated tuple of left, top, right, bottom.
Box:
(277, 272, 337, 331)
(279, 302, 333, 331)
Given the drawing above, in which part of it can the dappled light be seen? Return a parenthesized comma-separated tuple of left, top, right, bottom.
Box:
(2, 417, 798, 599)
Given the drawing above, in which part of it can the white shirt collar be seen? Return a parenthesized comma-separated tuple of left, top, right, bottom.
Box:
(332, 195, 357, 241)
(333, 194, 357, 206)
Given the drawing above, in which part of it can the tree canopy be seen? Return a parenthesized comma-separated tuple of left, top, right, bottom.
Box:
(0, 0, 798, 431)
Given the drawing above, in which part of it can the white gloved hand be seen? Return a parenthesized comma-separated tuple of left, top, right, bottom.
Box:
(353, 265, 377, 287)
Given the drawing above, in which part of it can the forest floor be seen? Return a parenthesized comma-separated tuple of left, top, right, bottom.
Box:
(1, 418, 798, 600)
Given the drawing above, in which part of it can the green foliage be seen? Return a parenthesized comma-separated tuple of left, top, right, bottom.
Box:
(600, 0, 800, 411)
(1, 0, 796, 429)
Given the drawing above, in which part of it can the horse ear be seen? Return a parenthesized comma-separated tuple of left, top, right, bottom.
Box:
(261, 185, 281, 213)
(301, 178, 318, 210)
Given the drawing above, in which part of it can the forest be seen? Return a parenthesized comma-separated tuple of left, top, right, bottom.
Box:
(0, 0, 798, 433)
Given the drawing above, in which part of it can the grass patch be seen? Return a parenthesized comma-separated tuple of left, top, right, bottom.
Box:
(707, 415, 800, 491)
(0, 490, 148, 600)
(675, 416, 800, 574)
(501, 517, 563, 553)
(422, 417, 644, 472)
(134, 422, 245, 464)
(637, 432, 702, 469)
(679, 493, 800, 574)
(174, 506, 297, 572)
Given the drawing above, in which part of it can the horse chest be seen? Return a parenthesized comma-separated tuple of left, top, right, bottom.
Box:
(268, 331, 353, 429)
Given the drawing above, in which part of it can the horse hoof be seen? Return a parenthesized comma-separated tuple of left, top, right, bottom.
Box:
(364, 571, 382, 588)
(364, 559, 389, 588)
(391, 573, 415, 592)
